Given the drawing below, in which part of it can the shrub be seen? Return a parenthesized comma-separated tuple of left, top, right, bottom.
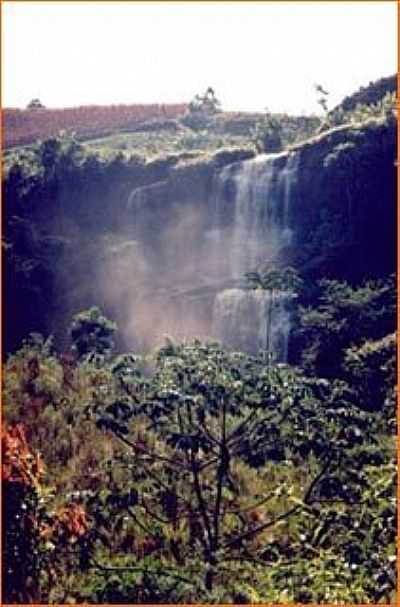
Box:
(69, 307, 117, 360)
(2, 424, 45, 603)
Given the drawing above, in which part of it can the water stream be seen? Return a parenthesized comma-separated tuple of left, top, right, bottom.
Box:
(211, 151, 299, 359)
(123, 150, 300, 357)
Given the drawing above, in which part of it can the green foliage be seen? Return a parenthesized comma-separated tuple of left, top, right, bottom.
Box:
(35, 135, 86, 179)
(214, 111, 319, 147)
(325, 91, 397, 131)
(88, 340, 393, 598)
(244, 266, 303, 363)
(251, 111, 283, 153)
(335, 74, 396, 114)
(245, 265, 303, 293)
(314, 75, 396, 134)
(69, 307, 117, 360)
(181, 88, 223, 131)
(188, 87, 222, 115)
(348, 91, 397, 124)
(2, 333, 106, 490)
(3, 132, 140, 180)
(297, 275, 396, 390)
(343, 332, 396, 414)
(3, 330, 396, 603)
(3, 75, 397, 603)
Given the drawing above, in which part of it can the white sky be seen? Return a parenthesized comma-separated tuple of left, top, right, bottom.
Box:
(2, 1, 398, 114)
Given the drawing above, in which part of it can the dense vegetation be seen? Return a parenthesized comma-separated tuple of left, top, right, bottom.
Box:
(2, 283, 396, 602)
(332, 74, 396, 114)
(2, 77, 397, 603)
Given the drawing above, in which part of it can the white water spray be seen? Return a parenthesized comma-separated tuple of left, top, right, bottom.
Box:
(211, 151, 299, 360)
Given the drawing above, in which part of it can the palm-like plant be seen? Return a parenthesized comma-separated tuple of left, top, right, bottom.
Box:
(245, 265, 303, 362)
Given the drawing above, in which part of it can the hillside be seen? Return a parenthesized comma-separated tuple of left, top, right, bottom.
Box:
(3, 103, 188, 148)
(3, 105, 320, 160)
(4, 73, 395, 156)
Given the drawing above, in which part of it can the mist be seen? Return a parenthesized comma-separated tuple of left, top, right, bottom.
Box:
(54, 151, 299, 358)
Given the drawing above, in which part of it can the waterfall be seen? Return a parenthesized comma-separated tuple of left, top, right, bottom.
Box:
(279, 152, 299, 246)
(208, 151, 299, 279)
(121, 149, 299, 356)
(212, 289, 292, 360)
(211, 151, 299, 360)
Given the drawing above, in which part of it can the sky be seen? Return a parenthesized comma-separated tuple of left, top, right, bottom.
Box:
(2, 1, 398, 114)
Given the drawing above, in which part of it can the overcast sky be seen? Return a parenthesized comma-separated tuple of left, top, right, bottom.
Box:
(2, 1, 397, 114)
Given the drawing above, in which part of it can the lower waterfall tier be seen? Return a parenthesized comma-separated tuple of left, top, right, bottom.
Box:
(212, 288, 292, 360)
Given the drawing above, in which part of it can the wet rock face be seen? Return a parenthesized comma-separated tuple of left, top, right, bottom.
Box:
(289, 119, 397, 280)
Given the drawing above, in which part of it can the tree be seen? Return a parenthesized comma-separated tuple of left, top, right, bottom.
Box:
(3, 336, 395, 602)
(252, 111, 283, 153)
(90, 340, 378, 596)
(314, 83, 329, 113)
(296, 275, 396, 383)
(27, 98, 45, 110)
(37, 137, 63, 175)
(69, 307, 117, 360)
(343, 332, 396, 412)
(245, 266, 303, 363)
(188, 87, 222, 115)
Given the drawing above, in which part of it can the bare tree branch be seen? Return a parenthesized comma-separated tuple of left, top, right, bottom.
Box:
(115, 431, 186, 470)
(190, 450, 214, 551)
(223, 504, 301, 550)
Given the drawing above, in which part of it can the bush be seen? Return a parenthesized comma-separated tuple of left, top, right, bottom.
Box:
(297, 275, 396, 381)
(343, 332, 396, 411)
(2, 333, 396, 603)
(69, 307, 117, 360)
(252, 113, 283, 153)
(2, 424, 45, 602)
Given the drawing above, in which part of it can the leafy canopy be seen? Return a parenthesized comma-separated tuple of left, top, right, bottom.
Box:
(69, 307, 117, 360)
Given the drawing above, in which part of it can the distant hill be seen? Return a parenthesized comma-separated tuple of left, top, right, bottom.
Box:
(333, 74, 396, 113)
(3, 103, 188, 148)
(3, 75, 396, 151)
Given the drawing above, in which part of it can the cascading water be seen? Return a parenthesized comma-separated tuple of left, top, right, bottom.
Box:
(212, 289, 292, 359)
(121, 149, 299, 355)
(211, 151, 299, 360)
(279, 152, 299, 246)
